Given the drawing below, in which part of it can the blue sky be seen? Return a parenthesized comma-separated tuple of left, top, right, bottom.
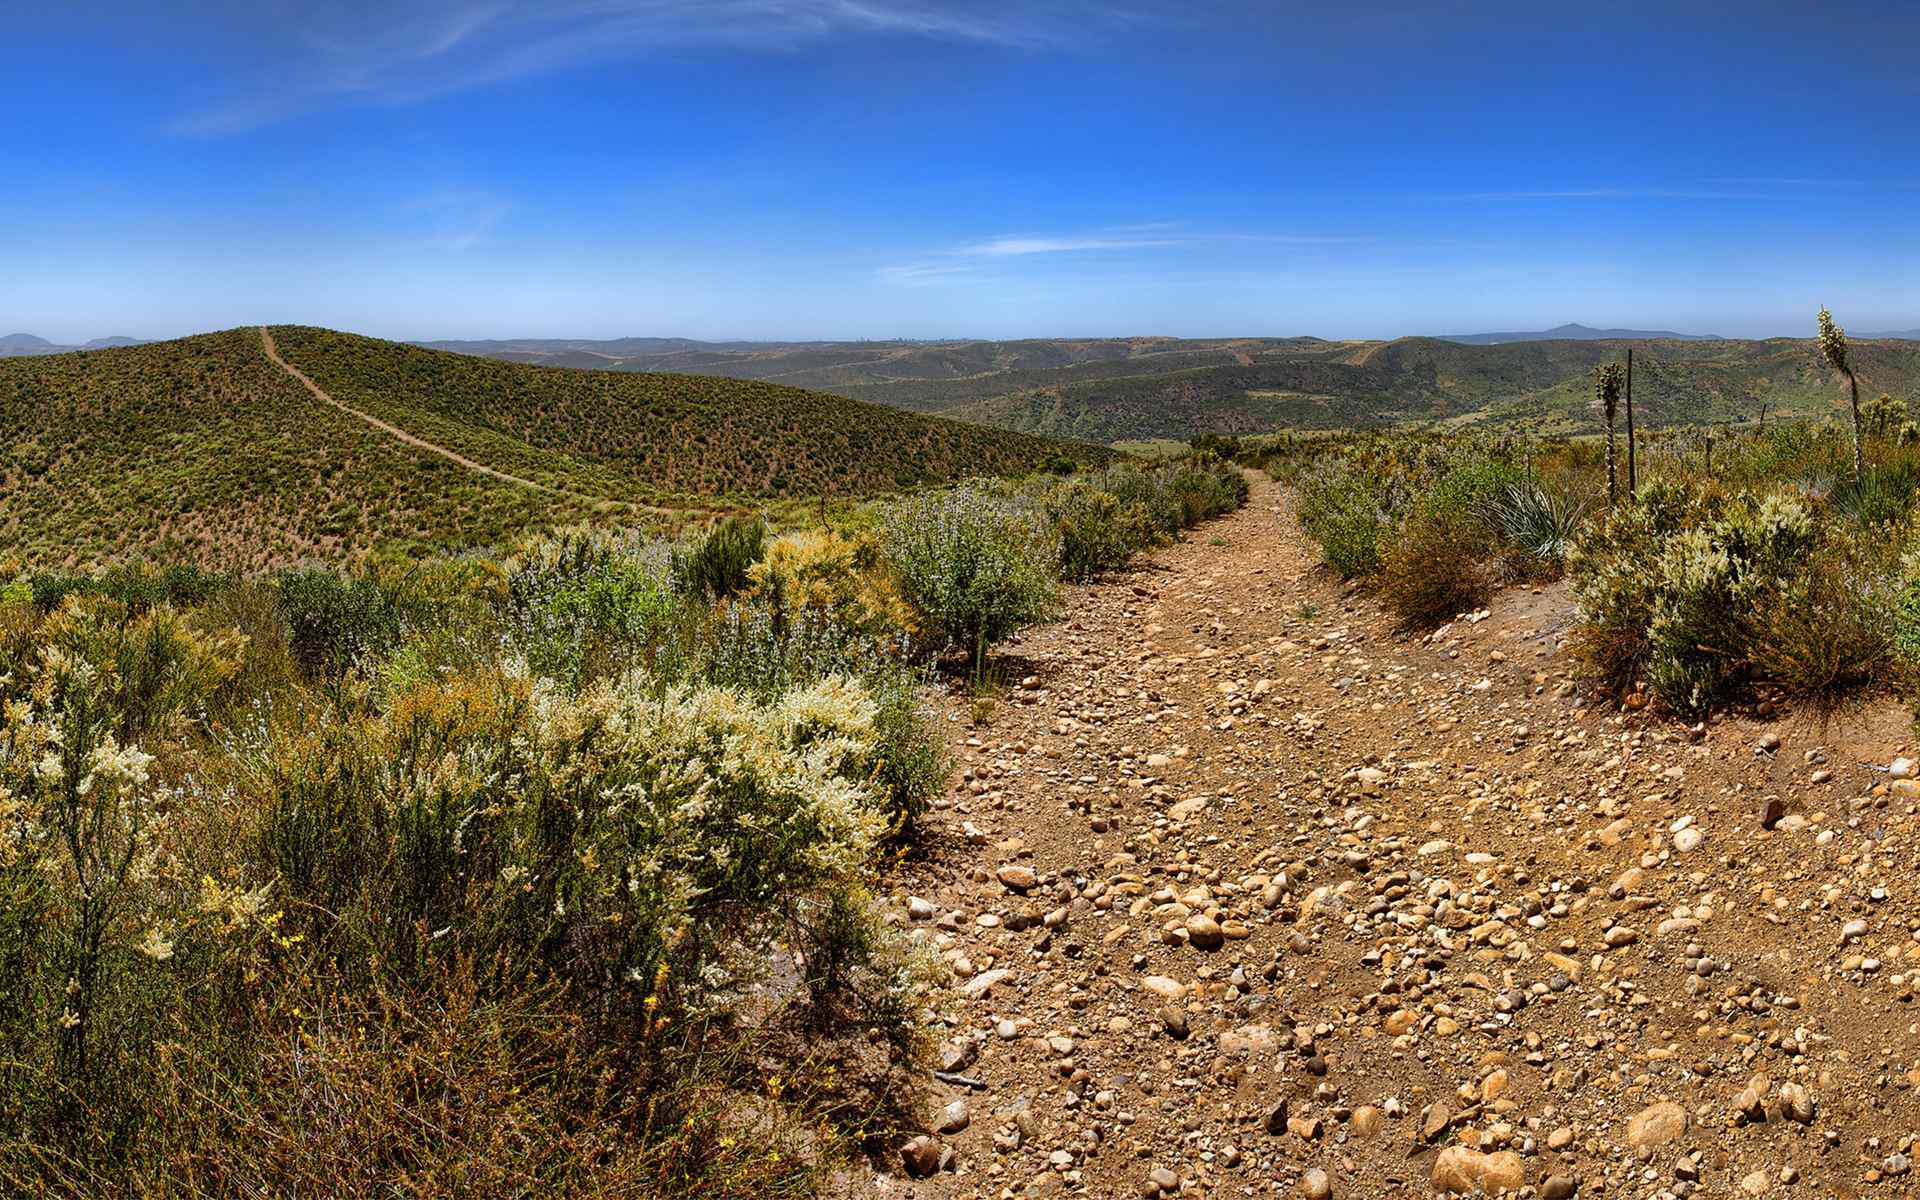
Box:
(8, 1, 1919, 343)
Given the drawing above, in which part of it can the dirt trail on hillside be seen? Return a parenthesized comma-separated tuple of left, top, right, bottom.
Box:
(880, 472, 1920, 1200)
(257, 325, 667, 515)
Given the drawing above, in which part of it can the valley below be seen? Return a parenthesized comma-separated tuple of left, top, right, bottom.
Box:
(425, 331, 1920, 445)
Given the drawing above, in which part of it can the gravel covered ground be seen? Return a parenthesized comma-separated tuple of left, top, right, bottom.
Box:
(868, 472, 1920, 1200)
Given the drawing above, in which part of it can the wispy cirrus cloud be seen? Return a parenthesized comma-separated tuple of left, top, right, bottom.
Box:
(878, 224, 1368, 284)
(409, 189, 511, 250)
(174, 1, 1135, 135)
(1454, 187, 1746, 201)
(953, 233, 1189, 257)
(875, 262, 982, 286)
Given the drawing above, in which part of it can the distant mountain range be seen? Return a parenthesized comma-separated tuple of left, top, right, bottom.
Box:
(1434, 323, 1724, 345)
(0, 333, 147, 356)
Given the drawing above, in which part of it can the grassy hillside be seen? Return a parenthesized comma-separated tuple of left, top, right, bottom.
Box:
(272, 327, 1111, 498)
(0, 329, 599, 570)
(0, 327, 1111, 570)
(432, 331, 1920, 442)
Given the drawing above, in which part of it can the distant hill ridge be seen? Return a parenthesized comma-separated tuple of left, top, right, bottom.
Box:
(0, 333, 148, 356)
(423, 327, 1920, 443)
(1434, 322, 1723, 344)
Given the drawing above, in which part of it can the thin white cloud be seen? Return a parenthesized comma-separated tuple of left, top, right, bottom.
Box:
(1454, 187, 1742, 201)
(954, 235, 1188, 256)
(175, 1, 1130, 135)
(876, 262, 981, 285)
(879, 224, 1368, 284)
(409, 190, 511, 250)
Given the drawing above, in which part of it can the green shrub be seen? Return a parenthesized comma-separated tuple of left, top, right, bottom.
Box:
(39, 596, 245, 739)
(674, 515, 767, 602)
(275, 568, 403, 679)
(98, 562, 230, 613)
(506, 535, 683, 686)
(864, 663, 947, 833)
(1037, 450, 1077, 476)
(1093, 464, 1183, 536)
(883, 485, 1060, 669)
(1571, 484, 1817, 714)
(1750, 545, 1892, 706)
(1297, 464, 1392, 579)
(1895, 547, 1920, 668)
(1568, 482, 1712, 696)
(1829, 462, 1920, 528)
(28, 572, 93, 612)
(1378, 512, 1491, 628)
(1044, 480, 1162, 579)
(1166, 466, 1234, 526)
(1422, 457, 1526, 523)
(259, 669, 915, 1044)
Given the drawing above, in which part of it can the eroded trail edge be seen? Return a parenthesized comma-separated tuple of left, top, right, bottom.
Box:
(888, 471, 1914, 1200)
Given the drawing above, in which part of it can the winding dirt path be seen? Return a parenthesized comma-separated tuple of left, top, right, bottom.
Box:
(881, 471, 1918, 1200)
(258, 325, 684, 516)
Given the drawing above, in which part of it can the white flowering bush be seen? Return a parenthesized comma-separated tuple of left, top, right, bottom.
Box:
(0, 623, 265, 1141)
(1572, 484, 1835, 714)
(259, 665, 915, 1045)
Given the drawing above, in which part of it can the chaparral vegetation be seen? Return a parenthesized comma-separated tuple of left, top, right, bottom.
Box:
(1271, 317, 1920, 720)
(0, 453, 1246, 1197)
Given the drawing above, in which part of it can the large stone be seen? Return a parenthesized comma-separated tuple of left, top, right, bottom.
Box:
(1624, 1101, 1688, 1150)
(997, 864, 1039, 892)
(1141, 974, 1188, 1002)
(901, 1134, 941, 1178)
(959, 968, 1012, 998)
(1185, 913, 1225, 950)
(1779, 1081, 1815, 1124)
(1431, 1146, 1525, 1195)
(1168, 797, 1208, 822)
(1734, 1073, 1771, 1122)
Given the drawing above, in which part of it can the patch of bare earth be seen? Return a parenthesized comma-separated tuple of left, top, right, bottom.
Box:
(864, 472, 1920, 1200)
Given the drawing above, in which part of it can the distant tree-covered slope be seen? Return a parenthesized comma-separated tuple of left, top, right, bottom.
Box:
(429, 330, 1920, 442)
(895, 336, 1920, 441)
(0, 327, 1110, 570)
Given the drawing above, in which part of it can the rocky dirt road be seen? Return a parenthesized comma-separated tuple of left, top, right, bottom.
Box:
(878, 472, 1920, 1200)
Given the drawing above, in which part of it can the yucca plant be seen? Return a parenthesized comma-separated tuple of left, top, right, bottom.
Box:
(1480, 480, 1588, 566)
(1818, 307, 1863, 484)
(1593, 363, 1625, 507)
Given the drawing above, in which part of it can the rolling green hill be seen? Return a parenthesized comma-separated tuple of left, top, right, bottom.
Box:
(430, 331, 1920, 442)
(275, 327, 1107, 499)
(0, 327, 1111, 570)
(930, 336, 1920, 441)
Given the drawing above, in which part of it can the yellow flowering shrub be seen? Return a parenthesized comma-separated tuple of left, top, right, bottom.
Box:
(748, 528, 914, 635)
